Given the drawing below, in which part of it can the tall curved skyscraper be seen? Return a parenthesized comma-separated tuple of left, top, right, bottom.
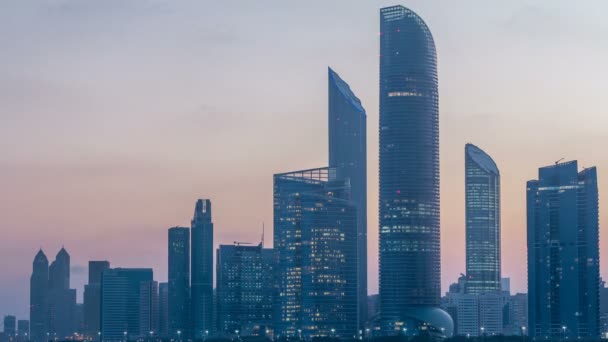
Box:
(464, 144, 501, 295)
(379, 5, 445, 334)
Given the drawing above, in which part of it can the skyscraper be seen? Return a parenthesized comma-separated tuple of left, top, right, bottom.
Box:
(139, 280, 159, 338)
(48, 248, 76, 340)
(84, 261, 110, 340)
(527, 161, 600, 338)
(191, 199, 214, 339)
(379, 5, 451, 336)
(30, 250, 48, 342)
(465, 144, 501, 294)
(3, 316, 16, 337)
(328, 67, 367, 327)
(100, 268, 153, 341)
(216, 243, 274, 336)
(274, 167, 357, 339)
(158, 283, 169, 339)
(168, 227, 190, 339)
(17, 320, 29, 341)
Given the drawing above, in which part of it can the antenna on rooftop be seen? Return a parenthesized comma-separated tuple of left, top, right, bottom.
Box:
(555, 157, 564, 165)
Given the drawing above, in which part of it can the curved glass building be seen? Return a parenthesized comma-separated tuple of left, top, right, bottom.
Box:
(378, 5, 442, 332)
(464, 144, 501, 295)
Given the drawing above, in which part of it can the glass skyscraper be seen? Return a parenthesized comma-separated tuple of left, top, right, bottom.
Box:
(191, 199, 214, 339)
(273, 167, 357, 339)
(216, 243, 274, 336)
(30, 250, 48, 342)
(464, 144, 501, 294)
(527, 161, 599, 339)
(100, 268, 153, 341)
(328, 67, 367, 327)
(168, 227, 190, 339)
(379, 5, 449, 336)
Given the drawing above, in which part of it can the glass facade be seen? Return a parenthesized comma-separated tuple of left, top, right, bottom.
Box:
(216, 244, 274, 336)
(273, 167, 357, 339)
(191, 199, 214, 338)
(328, 67, 367, 328)
(464, 144, 501, 294)
(100, 268, 153, 341)
(168, 227, 190, 339)
(379, 4, 441, 327)
(527, 161, 599, 338)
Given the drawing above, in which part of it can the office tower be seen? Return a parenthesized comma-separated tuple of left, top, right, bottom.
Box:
(100, 268, 153, 341)
(191, 199, 214, 339)
(478, 292, 503, 335)
(30, 250, 48, 342)
(601, 281, 608, 336)
(84, 261, 110, 339)
(274, 168, 357, 338)
(168, 227, 190, 339)
(464, 144, 501, 295)
(216, 243, 274, 336)
(48, 248, 76, 340)
(527, 161, 599, 338)
(505, 293, 528, 336)
(379, 5, 451, 336)
(328, 67, 368, 327)
(158, 283, 169, 339)
(3, 316, 16, 336)
(139, 281, 159, 338)
(17, 320, 29, 339)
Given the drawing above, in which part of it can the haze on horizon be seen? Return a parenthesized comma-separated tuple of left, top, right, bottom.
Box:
(1, 0, 608, 319)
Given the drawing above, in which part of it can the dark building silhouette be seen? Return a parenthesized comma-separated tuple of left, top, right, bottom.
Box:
(3, 316, 16, 337)
(191, 199, 214, 339)
(30, 250, 48, 342)
(100, 268, 153, 341)
(48, 248, 76, 340)
(168, 227, 190, 339)
(139, 280, 159, 338)
(527, 161, 599, 338)
(465, 144, 501, 294)
(17, 320, 29, 339)
(158, 283, 169, 339)
(379, 5, 450, 336)
(216, 243, 273, 336)
(84, 261, 110, 340)
(328, 67, 368, 327)
(274, 167, 357, 339)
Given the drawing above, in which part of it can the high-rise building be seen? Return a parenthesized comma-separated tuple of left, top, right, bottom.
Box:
(3, 316, 16, 336)
(30, 250, 48, 342)
(158, 283, 169, 339)
(139, 281, 159, 338)
(84, 261, 110, 340)
(48, 248, 76, 340)
(527, 161, 599, 338)
(191, 199, 214, 339)
(168, 227, 190, 339)
(379, 5, 451, 337)
(274, 167, 357, 339)
(464, 144, 501, 295)
(216, 243, 274, 336)
(328, 67, 368, 327)
(100, 268, 153, 341)
(17, 320, 29, 339)
(505, 293, 528, 336)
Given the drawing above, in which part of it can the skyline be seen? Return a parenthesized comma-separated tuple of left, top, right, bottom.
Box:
(2, 0, 608, 320)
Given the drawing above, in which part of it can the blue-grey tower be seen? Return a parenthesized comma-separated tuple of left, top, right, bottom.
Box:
(527, 161, 599, 339)
(465, 144, 501, 294)
(379, 6, 451, 336)
(30, 250, 49, 342)
(328, 67, 367, 327)
(274, 167, 358, 339)
(191, 199, 214, 338)
(168, 227, 190, 339)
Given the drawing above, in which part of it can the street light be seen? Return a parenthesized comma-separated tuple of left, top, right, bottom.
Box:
(297, 329, 302, 341)
(331, 329, 336, 338)
(205, 330, 209, 342)
(123, 331, 127, 342)
(562, 326, 567, 340)
(177, 330, 181, 342)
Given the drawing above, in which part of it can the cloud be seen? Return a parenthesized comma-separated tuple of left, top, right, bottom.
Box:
(71, 264, 87, 275)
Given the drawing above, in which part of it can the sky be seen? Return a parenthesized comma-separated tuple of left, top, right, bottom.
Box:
(1, 0, 608, 320)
